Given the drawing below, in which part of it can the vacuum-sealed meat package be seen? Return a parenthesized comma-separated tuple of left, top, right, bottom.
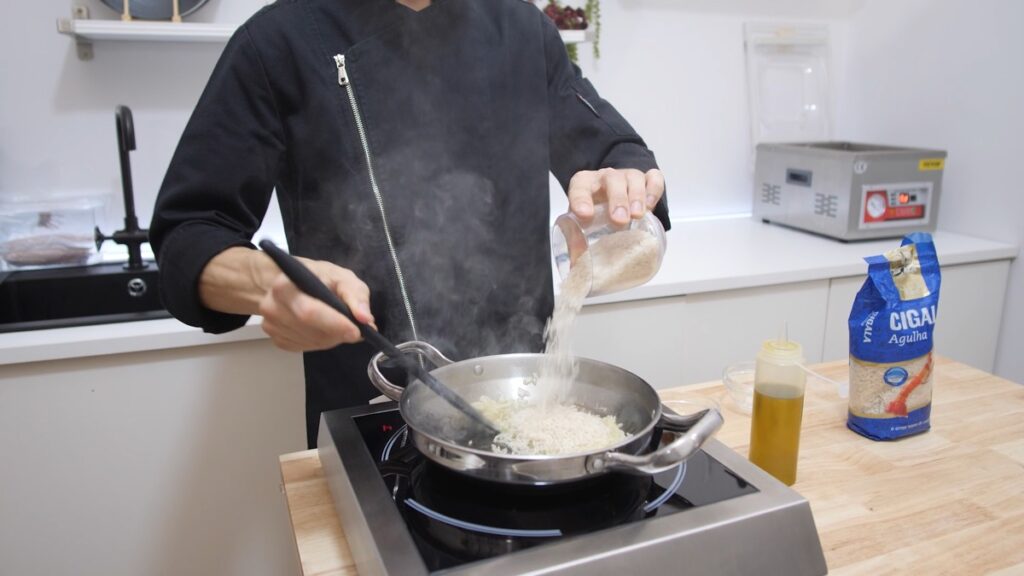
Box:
(848, 232, 941, 440)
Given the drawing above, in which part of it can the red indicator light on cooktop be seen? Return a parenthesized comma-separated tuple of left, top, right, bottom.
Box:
(898, 192, 910, 204)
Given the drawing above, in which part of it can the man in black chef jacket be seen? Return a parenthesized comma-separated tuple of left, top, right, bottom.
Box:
(150, 0, 671, 448)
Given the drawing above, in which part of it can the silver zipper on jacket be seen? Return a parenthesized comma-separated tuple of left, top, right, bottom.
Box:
(334, 54, 419, 340)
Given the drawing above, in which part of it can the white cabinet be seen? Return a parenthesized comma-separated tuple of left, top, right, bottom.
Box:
(822, 275, 862, 362)
(0, 340, 306, 576)
(933, 261, 1010, 370)
(823, 260, 1011, 370)
(573, 280, 829, 389)
(574, 259, 1011, 389)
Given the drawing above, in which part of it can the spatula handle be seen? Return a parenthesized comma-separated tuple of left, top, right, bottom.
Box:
(258, 240, 398, 356)
(258, 240, 498, 435)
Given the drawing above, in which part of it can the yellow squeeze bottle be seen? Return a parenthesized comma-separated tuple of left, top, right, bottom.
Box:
(748, 337, 806, 486)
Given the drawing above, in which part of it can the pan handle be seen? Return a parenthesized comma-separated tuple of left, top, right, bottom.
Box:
(367, 341, 455, 402)
(588, 406, 724, 475)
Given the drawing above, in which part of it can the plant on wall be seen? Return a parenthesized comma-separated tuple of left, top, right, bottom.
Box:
(584, 0, 600, 59)
(541, 0, 600, 63)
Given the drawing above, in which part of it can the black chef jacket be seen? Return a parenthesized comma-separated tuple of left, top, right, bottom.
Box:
(150, 0, 671, 448)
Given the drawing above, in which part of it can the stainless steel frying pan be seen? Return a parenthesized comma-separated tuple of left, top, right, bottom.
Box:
(368, 341, 724, 485)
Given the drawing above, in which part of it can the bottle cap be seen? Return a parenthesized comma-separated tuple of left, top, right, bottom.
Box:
(759, 339, 804, 365)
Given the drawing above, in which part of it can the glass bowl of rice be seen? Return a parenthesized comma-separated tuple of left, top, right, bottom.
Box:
(551, 204, 667, 297)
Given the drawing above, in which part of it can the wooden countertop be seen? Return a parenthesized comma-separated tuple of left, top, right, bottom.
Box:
(278, 357, 1024, 575)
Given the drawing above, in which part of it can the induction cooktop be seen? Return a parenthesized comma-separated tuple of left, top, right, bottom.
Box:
(318, 403, 828, 575)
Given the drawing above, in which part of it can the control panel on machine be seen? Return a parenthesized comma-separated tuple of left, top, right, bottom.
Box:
(861, 182, 932, 229)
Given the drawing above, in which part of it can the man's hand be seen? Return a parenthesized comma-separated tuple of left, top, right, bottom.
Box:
(258, 258, 376, 352)
(199, 247, 375, 352)
(567, 168, 665, 225)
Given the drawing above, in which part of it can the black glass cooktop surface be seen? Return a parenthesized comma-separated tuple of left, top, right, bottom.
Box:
(352, 409, 758, 573)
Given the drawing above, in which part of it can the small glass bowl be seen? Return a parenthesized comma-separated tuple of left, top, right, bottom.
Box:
(722, 361, 755, 415)
(662, 395, 721, 418)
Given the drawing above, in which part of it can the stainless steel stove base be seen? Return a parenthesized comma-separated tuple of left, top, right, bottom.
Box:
(319, 405, 828, 575)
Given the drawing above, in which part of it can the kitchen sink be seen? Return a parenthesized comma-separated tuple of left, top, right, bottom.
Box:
(0, 262, 171, 332)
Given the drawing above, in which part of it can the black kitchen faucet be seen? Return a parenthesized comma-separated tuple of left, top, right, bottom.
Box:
(96, 105, 150, 270)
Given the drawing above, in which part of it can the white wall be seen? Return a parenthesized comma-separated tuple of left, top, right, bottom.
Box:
(0, 0, 282, 242)
(835, 0, 1024, 383)
(573, 0, 863, 217)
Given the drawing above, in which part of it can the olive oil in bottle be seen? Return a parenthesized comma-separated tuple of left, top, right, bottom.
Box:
(748, 338, 806, 486)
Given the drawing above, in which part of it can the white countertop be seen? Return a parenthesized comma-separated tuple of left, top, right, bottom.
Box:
(1, 217, 1016, 366)
(0, 316, 268, 366)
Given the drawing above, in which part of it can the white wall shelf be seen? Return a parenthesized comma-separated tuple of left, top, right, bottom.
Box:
(56, 19, 237, 43)
(56, 14, 593, 60)
(558, 29, 592, 44)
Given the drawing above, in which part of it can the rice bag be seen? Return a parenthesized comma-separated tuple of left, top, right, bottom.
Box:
(847, 232, 941, 440)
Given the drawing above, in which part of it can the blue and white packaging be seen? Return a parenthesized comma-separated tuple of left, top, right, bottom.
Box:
(847, 233, 941, 440)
